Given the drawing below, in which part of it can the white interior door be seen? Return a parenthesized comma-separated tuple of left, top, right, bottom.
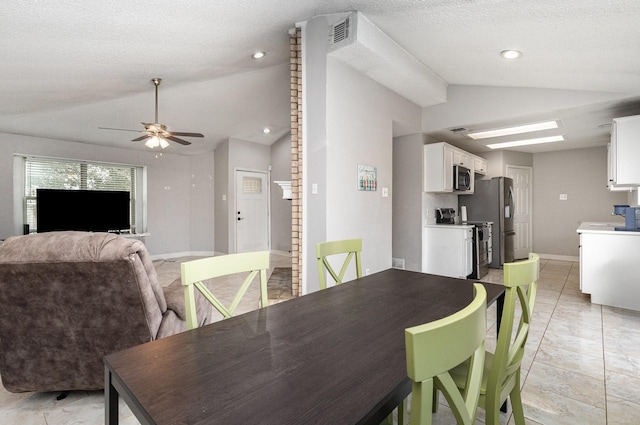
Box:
(235, 170, 269, 253)
(506, 165, 533, 259)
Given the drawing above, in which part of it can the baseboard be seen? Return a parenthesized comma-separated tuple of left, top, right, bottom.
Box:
(150, 251, 216, 261)
(537, 253, 580, 262)
(151, 250, 292, 261)
(270, 250, 292, 257)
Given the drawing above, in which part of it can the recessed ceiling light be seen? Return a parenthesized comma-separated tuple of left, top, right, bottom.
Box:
(500, 49, 522, 59)
(487, 135, 565, 149)
(252, 51, 266, 59)
(262, 127, 271, 134)
(468, 120, 559, 140)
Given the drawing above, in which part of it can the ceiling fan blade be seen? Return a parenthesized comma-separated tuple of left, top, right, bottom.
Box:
(166, 136, 192, 146)
(170, 131, 204, 137)
(99, 127, 143, 133)
(132, 135, 151, 142)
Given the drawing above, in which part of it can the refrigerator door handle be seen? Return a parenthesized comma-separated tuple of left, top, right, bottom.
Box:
(508, 186, 515, 219)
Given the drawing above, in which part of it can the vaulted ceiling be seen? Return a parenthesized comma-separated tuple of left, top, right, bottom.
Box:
(1, 0, 639, 155)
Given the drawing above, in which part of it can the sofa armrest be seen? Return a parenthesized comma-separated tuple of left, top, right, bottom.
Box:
(163, 278, 187, 321)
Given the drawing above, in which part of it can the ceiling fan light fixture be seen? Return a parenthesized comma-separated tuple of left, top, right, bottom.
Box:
(159, 137, 170, 149)
(500, 49, 522, 59)
(145, 136, 161, 149)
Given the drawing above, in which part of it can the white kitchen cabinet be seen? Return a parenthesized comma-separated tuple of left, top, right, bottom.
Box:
(607, 143, 633, 192)
(577, 222, 640, 311)
(424, 143, 454, 192)
(423, 225, 474, 279)
(474, 157, 487, 175)
(424, 142, 487, 193)
(609, 115, 640, 187)
(453, 150, 472, 169)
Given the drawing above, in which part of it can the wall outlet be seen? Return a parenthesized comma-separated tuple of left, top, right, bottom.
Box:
(559, 194, 568, 201)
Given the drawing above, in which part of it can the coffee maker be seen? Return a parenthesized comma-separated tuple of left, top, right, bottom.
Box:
(613, 205, 640, 231)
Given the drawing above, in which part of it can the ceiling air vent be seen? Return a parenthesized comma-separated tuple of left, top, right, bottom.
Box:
(331, 16, 350, 45)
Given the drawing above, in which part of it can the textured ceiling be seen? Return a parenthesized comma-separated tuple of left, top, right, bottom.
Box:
(1, 0, 639, 155)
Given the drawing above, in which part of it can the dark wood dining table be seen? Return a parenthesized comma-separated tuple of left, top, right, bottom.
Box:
(104, 268, 504, 425)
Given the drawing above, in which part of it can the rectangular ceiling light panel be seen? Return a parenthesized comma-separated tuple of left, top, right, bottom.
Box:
(487, 135, 565, 149)
(468, 120, 559, 140)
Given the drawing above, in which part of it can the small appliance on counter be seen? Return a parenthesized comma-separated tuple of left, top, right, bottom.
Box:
(435, 207, 456, 224)
(613, 205, 640, 231)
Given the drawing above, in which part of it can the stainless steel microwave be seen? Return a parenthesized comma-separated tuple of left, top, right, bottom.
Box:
(454, 165, 471, 191)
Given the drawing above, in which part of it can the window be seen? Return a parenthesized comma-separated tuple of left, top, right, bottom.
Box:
(21, 156, 142, 232)
(243, 176, 262, 193)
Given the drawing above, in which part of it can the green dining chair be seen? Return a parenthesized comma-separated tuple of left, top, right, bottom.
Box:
(316, 238, 363, 290)
(181, 251, 270, 330)
(404, 283, 487, 425)
(450, 253, 539, 425)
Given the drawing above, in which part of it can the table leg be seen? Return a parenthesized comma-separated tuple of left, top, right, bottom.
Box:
(495, 293, 508, 413)
(105, 367, 120, 425)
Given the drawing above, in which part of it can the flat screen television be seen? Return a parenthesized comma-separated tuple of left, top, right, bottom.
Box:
(36, 189, 131, 233)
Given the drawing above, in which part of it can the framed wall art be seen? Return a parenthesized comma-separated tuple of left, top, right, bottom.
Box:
(357, 165, 377, 191)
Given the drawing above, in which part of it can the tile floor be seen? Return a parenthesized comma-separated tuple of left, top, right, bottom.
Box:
(2, 257, 640, 424)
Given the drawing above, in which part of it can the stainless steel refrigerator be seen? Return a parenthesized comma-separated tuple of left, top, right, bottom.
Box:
(461, 177, 515, 268)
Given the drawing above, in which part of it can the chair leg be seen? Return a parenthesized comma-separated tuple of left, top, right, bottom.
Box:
(509, 375, 526, 425)
(483, 397, 501, 425)
(398, 398, 407, 425)
(382, 398, 407, 425)
(432, 388, 439, 412)
(411, 381, 434, 425)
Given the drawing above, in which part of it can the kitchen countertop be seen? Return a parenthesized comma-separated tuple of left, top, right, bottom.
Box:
(577, 222, 640, 235)
(425, 223, 474, 229)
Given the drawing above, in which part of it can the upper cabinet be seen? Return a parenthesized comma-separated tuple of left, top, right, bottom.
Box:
(424, 142, 487, 194)
(452, 149, 472, 169)
(609, 115, 640, 189)
(424, 142, 454, 192)
(473, 156, 487, 175)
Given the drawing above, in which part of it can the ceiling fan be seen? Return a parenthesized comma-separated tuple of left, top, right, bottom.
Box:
(99, 78, 204, 149)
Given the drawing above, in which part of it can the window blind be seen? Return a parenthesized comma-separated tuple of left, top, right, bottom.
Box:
(23, 157, 137, 231)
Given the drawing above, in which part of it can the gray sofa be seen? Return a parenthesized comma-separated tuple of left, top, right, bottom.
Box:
(0, 231, 211, 393)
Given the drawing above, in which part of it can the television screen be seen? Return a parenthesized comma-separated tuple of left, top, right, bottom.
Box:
(36, 189, 131, 233)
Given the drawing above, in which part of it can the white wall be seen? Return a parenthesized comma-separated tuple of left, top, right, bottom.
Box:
(270, 134, 292, 253)
(393, 134, 424, 271)
(214, 140, 230, 253)
(302, 14, 422, 292)
(533, 146, 627, 256)
(213, 137, 273, 254)
(422, 85, 631, 134)
(0, 132, 215, 256)
(481, 150, 533, 178)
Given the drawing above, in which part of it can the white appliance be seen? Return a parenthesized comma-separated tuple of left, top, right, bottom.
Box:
(422, 225, 474, 278)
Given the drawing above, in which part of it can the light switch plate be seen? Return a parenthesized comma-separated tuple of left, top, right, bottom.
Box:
(559, 194, 568, 200)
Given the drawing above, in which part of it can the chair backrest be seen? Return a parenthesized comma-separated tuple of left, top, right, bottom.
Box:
(487, 253, 539, 406)
(181, 251, 269, 330)
(316, 238, 362, 290)
(405, 283, 487, 425)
